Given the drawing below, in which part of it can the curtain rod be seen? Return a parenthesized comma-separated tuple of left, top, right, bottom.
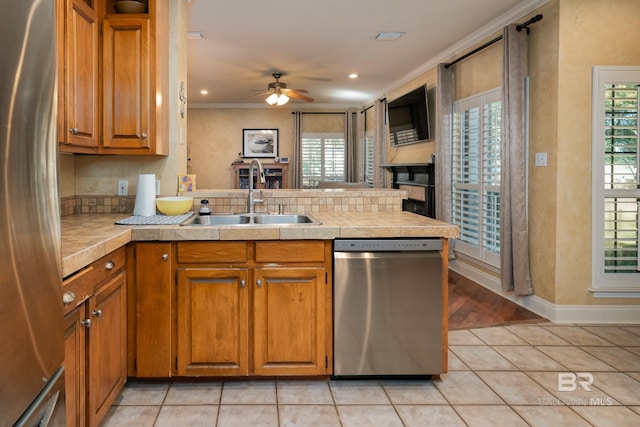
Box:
(291, 111, 353, 115)
(444, 14, 543, 69)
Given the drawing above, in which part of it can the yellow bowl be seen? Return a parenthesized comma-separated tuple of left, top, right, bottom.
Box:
(156, 196, 193, 216)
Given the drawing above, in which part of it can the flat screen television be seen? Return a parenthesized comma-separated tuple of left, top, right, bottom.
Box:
(387, 85, 431, 145)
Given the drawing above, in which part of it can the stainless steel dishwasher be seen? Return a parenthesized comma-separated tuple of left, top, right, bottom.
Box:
(333, 238, 443, 378)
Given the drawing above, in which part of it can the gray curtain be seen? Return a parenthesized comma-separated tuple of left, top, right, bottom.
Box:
(345, 111, 357, 181)
(500, 24, 533, 295)
(355, 111, 366, 182)
(435, 63, 454, 223)
(373, 99, 386, 188)
(293, 111, 303, 188)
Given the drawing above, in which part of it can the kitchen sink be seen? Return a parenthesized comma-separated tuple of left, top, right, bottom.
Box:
(181, 213, 320, 226)
(186, 215, 251, 225)
(252, 214, 316, 224)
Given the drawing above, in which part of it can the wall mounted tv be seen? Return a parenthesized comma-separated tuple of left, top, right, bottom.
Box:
(387, 84, 431, 146)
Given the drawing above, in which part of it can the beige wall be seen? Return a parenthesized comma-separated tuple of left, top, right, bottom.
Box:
(552, 0, 640, 305)
(528, 1, 560, 304)
(187, 108, 296, 189)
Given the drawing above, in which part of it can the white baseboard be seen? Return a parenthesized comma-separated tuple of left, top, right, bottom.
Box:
(449, 259, 640, 325)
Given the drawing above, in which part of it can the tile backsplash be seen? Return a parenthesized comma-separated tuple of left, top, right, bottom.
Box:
(61, 195, 136, 216)
(61, 189, 408, 217)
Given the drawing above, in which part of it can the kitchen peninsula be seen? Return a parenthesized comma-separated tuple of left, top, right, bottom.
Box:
(61, 189, 459, 276)
(60, 188, 459, 413)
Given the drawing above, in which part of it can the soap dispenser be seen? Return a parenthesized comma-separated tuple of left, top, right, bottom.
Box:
(198, 199, 211, 215)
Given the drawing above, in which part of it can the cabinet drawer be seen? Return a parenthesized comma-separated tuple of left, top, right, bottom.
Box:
(90, 246, 126, 290)
(62, 246, 126, 315)
(62, 267, 94, 315)
(177, 242, 248, 264)
(255, 241, 325, 263)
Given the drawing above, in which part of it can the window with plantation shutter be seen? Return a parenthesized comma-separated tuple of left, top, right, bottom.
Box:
(301, 132, 346, 188)
(451, 88, 501, 268)
(592, 67, 640, 295)
(364, 129, 374, 186)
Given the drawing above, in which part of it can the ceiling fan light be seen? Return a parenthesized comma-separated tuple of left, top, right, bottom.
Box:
(266, 93, 279, 105)
(276, 93, 289, 106)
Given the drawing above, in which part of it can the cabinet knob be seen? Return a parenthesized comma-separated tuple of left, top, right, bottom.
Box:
(162, 253, 169, 261)
(62, 291, 76, 306)
(81, 319, 91, 328)
(240, 279, 246, 288)
(256, 279, 262, 287)
(141, 132, 148, 139)
(105, 260, 115, 270)
(92, 309, 102, 318)
(69, 127, 79, 135)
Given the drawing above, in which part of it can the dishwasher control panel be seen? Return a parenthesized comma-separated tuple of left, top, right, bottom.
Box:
(334, 238, 442, 252)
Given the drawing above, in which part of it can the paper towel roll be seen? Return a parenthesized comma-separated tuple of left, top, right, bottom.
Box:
(133, 174, 157, 216)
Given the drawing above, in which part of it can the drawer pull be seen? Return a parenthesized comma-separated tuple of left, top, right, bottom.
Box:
(256, 279, 262, 288)
(62, 291, 76, 306)
(70, 127, 79, 135)
(105, 261, 115, 270)
(240, 279, 246, 288)
(81, 319, 91, 328)
(92, 309, 102, 318)
(162, 253, 169, 262)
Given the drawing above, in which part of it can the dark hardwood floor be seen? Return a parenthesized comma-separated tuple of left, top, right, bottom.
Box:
(448, 270, 546, 330)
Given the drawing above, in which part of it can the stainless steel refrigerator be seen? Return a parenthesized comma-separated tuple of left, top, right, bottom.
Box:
(0, 0, 66, 425)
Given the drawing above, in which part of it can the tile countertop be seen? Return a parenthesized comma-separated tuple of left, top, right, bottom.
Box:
(61, 212, 459, 277)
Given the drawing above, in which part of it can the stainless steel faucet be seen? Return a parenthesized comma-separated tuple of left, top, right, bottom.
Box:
(247, 159, 265, 214)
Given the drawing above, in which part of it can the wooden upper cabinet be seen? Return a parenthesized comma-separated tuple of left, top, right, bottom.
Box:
(57, 0, 168, 155)
(58, 0, 99, 153)
(102, 18, 151, 152)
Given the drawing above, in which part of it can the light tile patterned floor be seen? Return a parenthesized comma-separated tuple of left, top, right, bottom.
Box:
(103, 324, 640, 427)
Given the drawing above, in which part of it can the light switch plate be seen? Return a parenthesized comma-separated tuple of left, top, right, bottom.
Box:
(117, 180, 128, 196)
(535, 152, 548, 167)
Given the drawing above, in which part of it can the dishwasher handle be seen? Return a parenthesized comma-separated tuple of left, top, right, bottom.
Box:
(334, 239, 442, 252)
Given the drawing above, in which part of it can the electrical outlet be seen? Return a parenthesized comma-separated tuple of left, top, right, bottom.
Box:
(117, 180, 128, 196)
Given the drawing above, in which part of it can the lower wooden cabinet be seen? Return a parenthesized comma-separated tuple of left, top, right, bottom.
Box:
(130, 242, 172, 378)
(64, 305, 86, 427)
(131, 240, 333, 378)
(87, 271, 127, 426)
(63, 247, 127, 427)
(253, 267, 327, 376)
(176, 268, 249, 376)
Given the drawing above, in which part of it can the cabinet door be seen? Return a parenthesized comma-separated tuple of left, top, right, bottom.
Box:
(253, 267, 327, 376)
(133, 243, 172, 377)
(87, 271, 127, 427)
(102, 18, 151, 151)
(58, 0, 99, 152)
(176, 268, 249, 376)
(64, 304, 87, 427)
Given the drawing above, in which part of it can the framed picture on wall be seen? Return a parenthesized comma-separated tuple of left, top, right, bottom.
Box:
(242, 129, 279, 158)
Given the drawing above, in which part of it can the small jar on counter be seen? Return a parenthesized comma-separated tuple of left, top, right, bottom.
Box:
(198, 199, 211, 215)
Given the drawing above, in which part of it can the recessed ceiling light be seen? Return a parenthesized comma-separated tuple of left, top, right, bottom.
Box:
(348, 73, 359, 79)
(187, 31, 204, 40)
(200, 89, 208, 95)
(375, 32, 405, 41)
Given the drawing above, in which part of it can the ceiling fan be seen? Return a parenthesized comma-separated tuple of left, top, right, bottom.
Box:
(252, 73, 314, 106)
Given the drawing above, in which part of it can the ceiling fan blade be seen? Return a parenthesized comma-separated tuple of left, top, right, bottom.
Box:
(282, 88, 309, 94)
(238, 91, 270, 100)
(285, 90, 314, 102)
